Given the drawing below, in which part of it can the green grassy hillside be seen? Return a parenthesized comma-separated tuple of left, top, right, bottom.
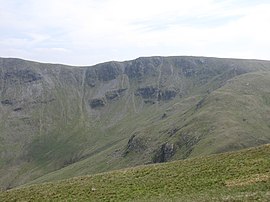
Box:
(25, 71, 270, 186)
(1, 56, 270, 189)
(1, 144, 270, 201)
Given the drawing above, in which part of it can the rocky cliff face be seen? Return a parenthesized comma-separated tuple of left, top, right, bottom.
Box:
(1, 56, 270, 189)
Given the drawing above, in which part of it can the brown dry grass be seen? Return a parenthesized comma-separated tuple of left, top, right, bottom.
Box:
(225, 173, 270, 187)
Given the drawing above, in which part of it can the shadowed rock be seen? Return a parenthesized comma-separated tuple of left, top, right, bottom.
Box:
(89, 98, 106, 108)
(96, 62, 122, 81)
(144, 100, 156, 104)
(124, 57, 161, 79)
(85, 63, 122, 86)
(1, 99, 14, 105)
(158, 89, 177, 101)
(136, 86, 158, 99)
(123, 134, 147, 156)
(13, 107, 22, 112)
(85, 68, 97, 87)
(153, 143, 175, 163)
(105, 88, 127, 100)
(4, 69, 42, 84)
(136, 87, 177, 101)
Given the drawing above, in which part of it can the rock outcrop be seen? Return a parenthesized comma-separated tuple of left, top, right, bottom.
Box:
(89, 98, 106, 108)
(136, 87, 177, 101)
(105, 89, 127, 100)
(3, 69, 42, 84)
(85, 68, 97, 87)
(85, 62, 122, 87)
(123, 134, 147, 156)
(124, 57, 161, 79)
(158, 89, 177, 101)
(136, 86, 158, 99)
(1, 99, 14, 105)
(153, 143, 175, 163)
(95, 62, 122, 81)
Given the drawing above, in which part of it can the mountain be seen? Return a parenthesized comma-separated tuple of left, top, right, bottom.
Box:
(1, 56, 270, 189)
(1, 144, 270, 201)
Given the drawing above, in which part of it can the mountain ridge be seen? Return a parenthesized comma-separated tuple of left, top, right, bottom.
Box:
(2, 55, 270, 67)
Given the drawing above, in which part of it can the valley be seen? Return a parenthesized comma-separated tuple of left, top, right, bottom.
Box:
(1, 56, 270, 190)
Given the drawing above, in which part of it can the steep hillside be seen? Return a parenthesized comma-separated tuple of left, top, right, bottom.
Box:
(1, 56, 270, 189)
(1, 144, 270, 201)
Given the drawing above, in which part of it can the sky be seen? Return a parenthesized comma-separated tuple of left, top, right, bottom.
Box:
(0, 0, 270, 66)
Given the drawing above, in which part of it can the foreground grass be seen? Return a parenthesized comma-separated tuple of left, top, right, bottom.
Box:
(1, 144, 270, 201)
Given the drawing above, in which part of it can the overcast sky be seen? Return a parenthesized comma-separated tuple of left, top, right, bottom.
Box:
(0, 0, 270, 65)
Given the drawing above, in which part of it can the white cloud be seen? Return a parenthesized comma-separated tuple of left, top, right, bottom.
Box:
(0, 0, 269, 65)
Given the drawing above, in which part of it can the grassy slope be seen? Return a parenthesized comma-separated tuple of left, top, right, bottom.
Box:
(27, 71, 270, 185)
(1, 56, 270, 189)
(189, 72, 270, 156)
(1, 144, 270, 201)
